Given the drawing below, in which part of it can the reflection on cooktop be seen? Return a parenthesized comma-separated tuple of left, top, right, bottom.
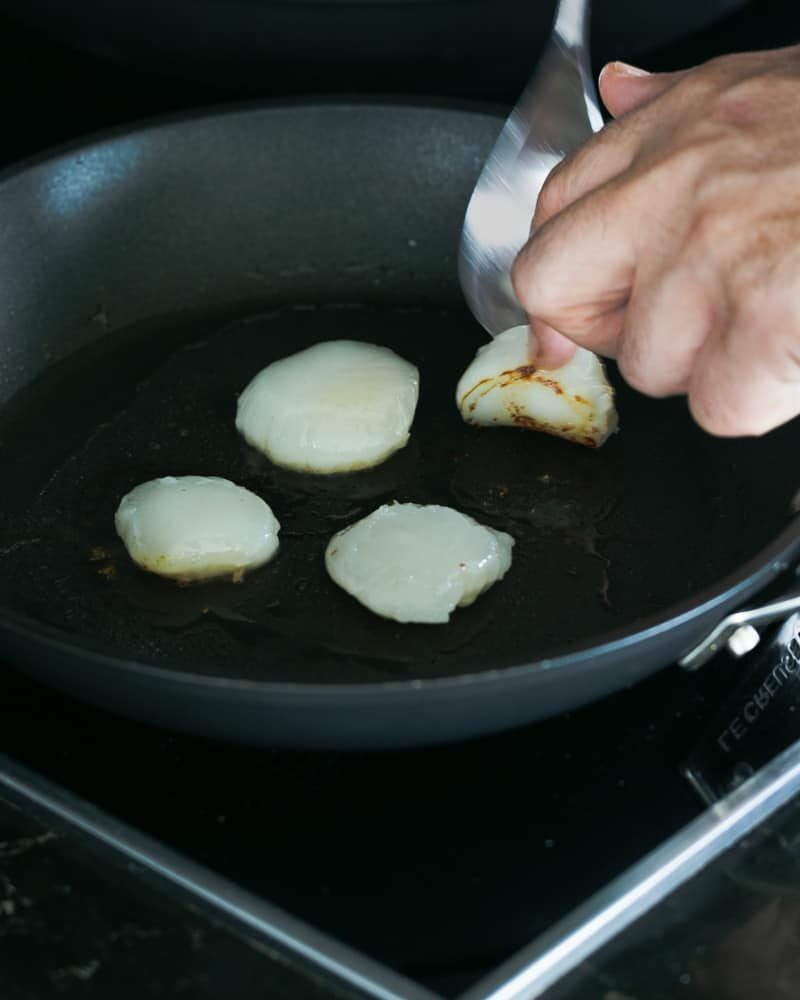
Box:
(2, 656, 733, 995)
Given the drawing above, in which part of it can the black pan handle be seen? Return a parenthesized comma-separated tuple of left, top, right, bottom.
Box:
(680, 590, 800, 672)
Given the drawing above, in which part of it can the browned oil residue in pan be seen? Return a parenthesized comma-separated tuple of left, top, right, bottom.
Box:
(0, 302, 757, 685)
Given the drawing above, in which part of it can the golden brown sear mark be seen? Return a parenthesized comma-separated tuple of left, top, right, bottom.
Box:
(461, 362, 600, 445)
(507, 403, 598, 447)
(498, 366, 567, 396)
(534, 376, 564, 395)
(459, 376, 495, 409)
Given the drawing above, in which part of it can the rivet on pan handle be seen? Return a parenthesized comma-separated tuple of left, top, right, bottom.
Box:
(679, 591, 800, 672)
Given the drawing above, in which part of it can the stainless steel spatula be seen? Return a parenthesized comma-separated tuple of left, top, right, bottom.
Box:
(458, 0, 603, 337)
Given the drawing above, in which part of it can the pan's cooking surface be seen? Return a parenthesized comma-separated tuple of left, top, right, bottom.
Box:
(0, 299, 795, 684)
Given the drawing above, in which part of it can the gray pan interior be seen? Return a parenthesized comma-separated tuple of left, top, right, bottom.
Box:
(0, 102, 798, 748)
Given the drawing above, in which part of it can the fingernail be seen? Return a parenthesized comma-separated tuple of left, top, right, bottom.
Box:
(607, 60, 651, 78)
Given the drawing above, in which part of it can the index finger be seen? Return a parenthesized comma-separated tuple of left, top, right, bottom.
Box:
(513, 175, 638, 356)
(531, 63, 692, 234)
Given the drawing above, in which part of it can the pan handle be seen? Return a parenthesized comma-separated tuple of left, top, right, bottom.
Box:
(679, 591, 800, 672)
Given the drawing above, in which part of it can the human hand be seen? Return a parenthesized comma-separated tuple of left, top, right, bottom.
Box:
(513, 47, 800, 436)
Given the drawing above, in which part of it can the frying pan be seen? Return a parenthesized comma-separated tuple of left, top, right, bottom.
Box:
(0, 101, 798, 748)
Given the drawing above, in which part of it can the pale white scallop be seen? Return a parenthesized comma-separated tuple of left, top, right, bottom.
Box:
(456, 325, 618, 447)
(236, 340, 419, 473)
(115, 476, 280, 582)
(325, 503, 514, 624)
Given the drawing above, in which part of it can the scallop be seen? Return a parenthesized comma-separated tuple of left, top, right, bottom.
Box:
(115, 476, 280, 582)
(236, 340, 419, 473)
(456, 325, 618, 447)
(325, 503, 514, 624)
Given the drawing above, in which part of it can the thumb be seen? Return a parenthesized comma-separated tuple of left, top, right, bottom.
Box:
(527, 318, 577, 370)
(598, 61, 686, 118)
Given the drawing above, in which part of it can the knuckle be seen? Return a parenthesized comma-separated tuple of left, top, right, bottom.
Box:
(690, 305, 799, 437)
(692, 163, 751, 218)
(688, 384, 763, 437)
(668, 51, 768, 110)
(665, 132, 720, 179)
(686, 209, 724, 250)
(616, 342, 672, 398)
(616, 344, 650, 394)
(709, 77, 769, 128)
(699, 53, 742, 81)
(511, 246, 548, 315)
(688, 389, 737, 436)
(536, 126, 631, 228)
(738, 305, 800, 387)
(676, 56, 787, 130)
(681, 54, 740, 90)
(632, 131, 722, 213)
(535, 168, 569, 225)
(669, 67, 721, 106)
(684, 197, 740, 253)
(510, 249, 530, 305)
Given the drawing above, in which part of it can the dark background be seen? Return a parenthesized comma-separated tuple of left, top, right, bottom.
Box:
(0, 0, 798, 168)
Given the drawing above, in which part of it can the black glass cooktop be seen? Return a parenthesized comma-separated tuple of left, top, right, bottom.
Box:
(2, 657, 732, 995)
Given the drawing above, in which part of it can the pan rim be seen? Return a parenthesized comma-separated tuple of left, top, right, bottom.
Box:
(0, 94, 508, 193)
(1, 98, 799, 696)
(2, 522, 798, 696)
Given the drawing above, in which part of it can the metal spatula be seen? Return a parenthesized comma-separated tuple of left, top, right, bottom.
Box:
(458, 0, 603, 337)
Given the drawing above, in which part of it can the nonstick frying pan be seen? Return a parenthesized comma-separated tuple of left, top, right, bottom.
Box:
(0, 102, 799, 748)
